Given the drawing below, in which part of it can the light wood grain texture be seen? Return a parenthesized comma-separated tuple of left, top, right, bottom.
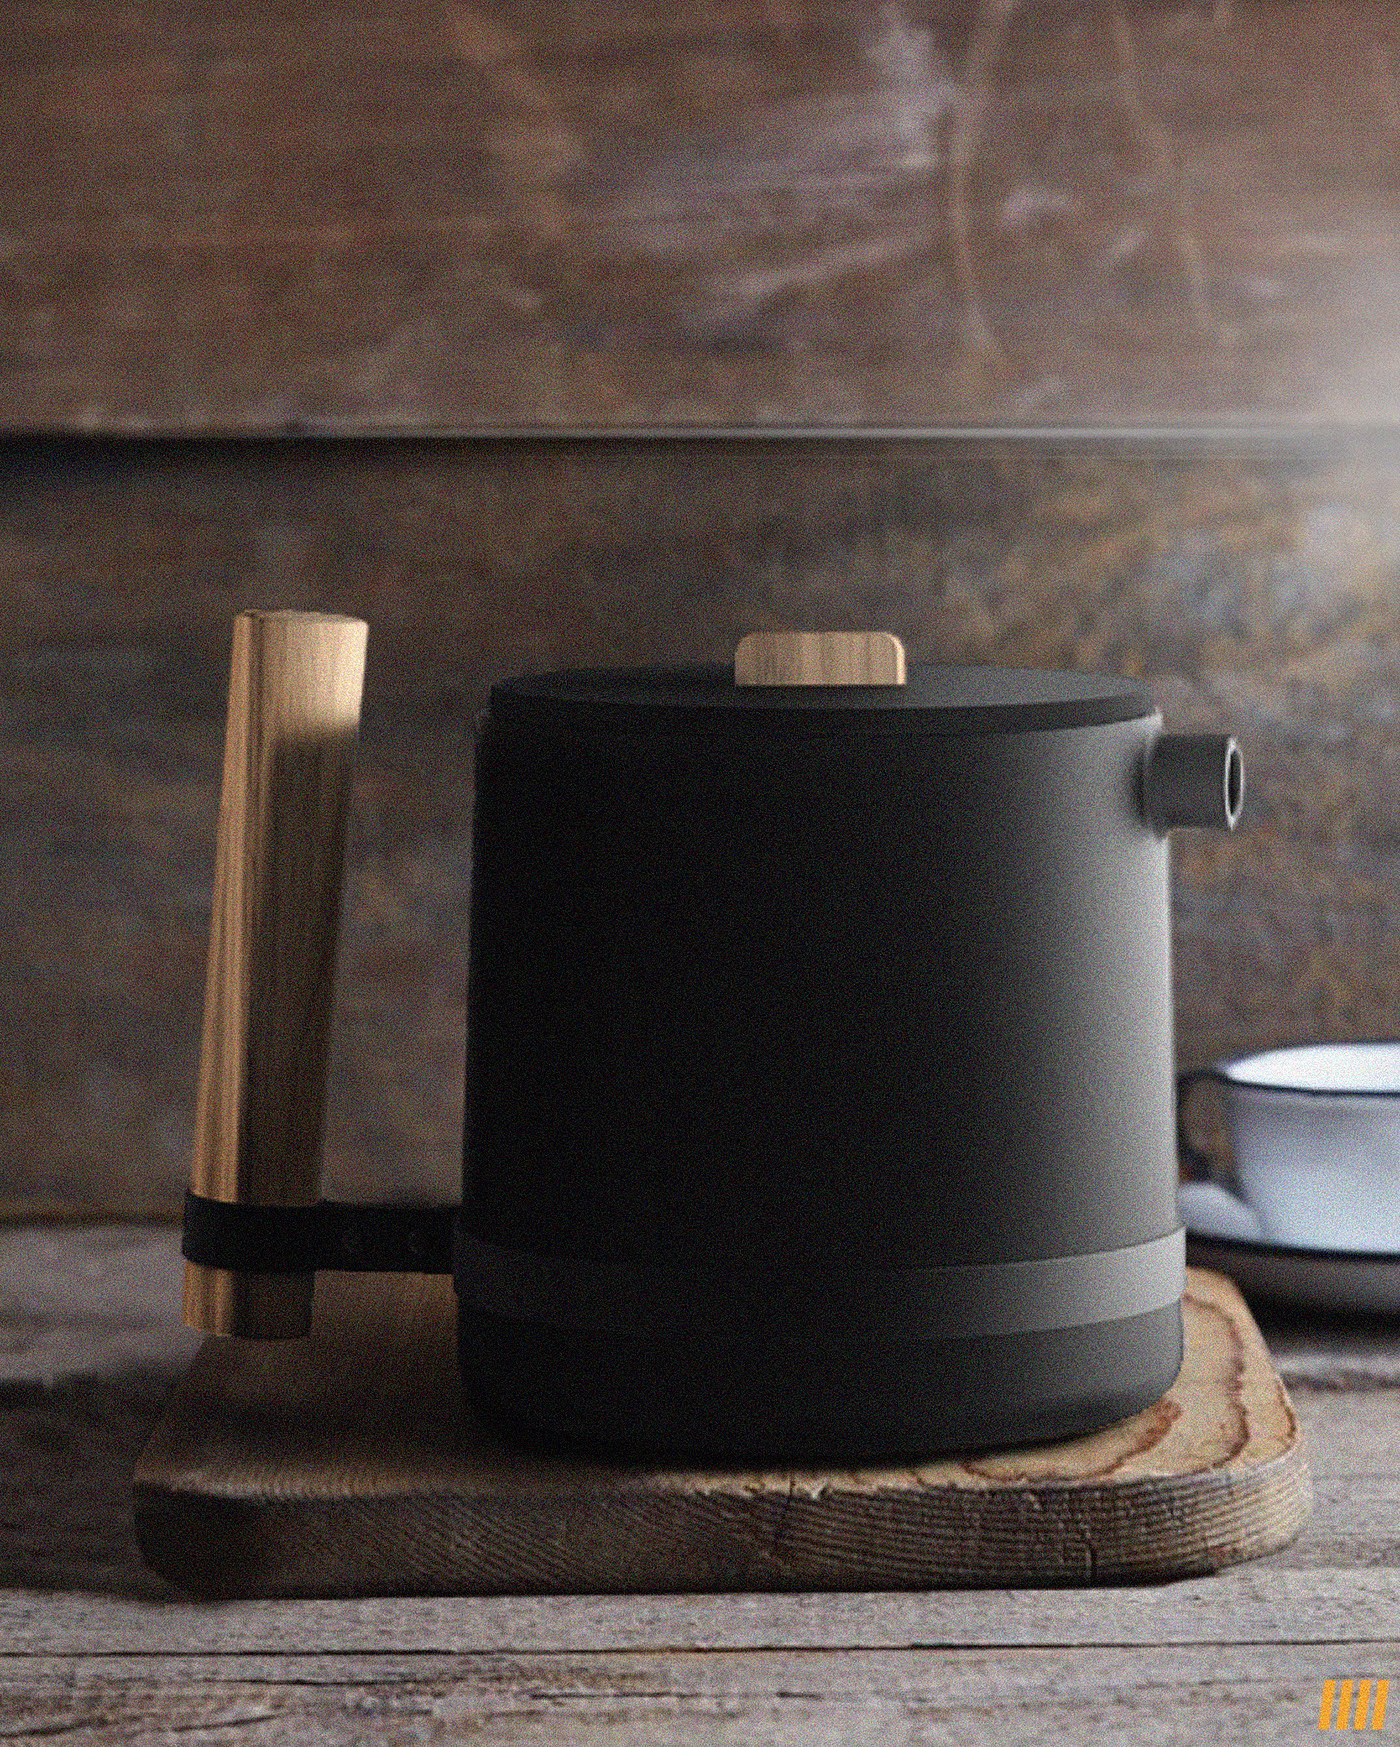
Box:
(5, 1641, 1399, 1747)
(132, 1266, 1310, 1598)
(734, 630, 907, 685)
(11, 1566, 1400, 1656)
(183, 611, 368, 1339)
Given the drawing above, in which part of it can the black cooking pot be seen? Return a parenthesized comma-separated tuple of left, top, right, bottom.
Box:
(455, 633, 1242, 1457)
(181, 624, 1241, 1462)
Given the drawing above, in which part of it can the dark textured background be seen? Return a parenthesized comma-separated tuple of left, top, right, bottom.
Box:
(4, 434, 1398, 1210)
(6, 0, 1400, 1211)
(8, 0, 1400, 430)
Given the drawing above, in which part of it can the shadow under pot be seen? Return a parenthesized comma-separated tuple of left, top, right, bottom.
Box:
(456, 637, 1243, 1460)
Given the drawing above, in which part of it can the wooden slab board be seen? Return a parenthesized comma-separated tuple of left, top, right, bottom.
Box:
(133, 1266, 1311, 1599)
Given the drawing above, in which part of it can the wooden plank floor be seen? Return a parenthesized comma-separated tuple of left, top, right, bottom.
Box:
(3, 1224, 1398, 1743)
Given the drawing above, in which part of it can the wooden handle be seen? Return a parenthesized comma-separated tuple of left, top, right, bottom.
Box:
(183, 610, 369, 1338)
(734, 631, 906, 686)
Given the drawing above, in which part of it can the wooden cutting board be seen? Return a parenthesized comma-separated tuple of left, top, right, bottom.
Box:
(133, 1266, 1310, 1598)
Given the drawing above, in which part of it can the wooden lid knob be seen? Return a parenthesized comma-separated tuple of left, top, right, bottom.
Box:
(734, 631, 906, 687)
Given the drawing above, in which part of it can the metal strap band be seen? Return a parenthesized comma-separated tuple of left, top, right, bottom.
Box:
(182, 1190, 457, 1275)
(455, 1227, 1185, 1340)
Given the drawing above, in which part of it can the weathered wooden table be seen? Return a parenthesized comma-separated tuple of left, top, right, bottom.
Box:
(4, 1223, 1398, 1743)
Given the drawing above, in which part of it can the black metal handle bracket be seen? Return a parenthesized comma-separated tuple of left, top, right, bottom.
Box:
(182, 1189, 459, 1275)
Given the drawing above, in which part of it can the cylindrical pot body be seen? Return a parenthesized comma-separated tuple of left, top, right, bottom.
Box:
(458, 663, 1192, 1459)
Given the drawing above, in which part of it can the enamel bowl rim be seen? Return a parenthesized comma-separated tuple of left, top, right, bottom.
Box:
(1213, 1039, 1400, 1100)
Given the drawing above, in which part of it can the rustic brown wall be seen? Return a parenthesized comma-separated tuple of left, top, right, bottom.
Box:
(4, 434, 1399, 1212)
(7, 0, 1400, 1211)
(8, 0, 1400, 431)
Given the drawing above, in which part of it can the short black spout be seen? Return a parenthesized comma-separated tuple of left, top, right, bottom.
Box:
(1143, 733, 1243, 834)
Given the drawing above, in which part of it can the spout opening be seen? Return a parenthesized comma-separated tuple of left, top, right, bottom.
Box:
(1224, 740, 1243, 830)
(1144, 731, 1245, 834)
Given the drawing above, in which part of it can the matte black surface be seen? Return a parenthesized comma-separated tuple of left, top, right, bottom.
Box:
(181, 1191, 455, 1275)
(490, 662, 1154, 734)
(460, 662, 1187, 1455)
(465, 715, 1176, 1266)
(459, 1302, 1185, 1463)
(454, 1228, 1185, 1340)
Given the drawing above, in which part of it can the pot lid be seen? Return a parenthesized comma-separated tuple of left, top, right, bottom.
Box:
(489, 638, 1153, 736)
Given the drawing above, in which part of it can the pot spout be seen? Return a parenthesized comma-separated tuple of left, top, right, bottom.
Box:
(1143, 733, 1243, 834)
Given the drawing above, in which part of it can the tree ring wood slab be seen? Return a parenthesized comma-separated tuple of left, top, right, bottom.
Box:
(133, 1266, 1311, 1598)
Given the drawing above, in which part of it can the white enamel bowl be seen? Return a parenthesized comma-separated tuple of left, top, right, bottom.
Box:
(1179, 1042, 1400, 1254)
